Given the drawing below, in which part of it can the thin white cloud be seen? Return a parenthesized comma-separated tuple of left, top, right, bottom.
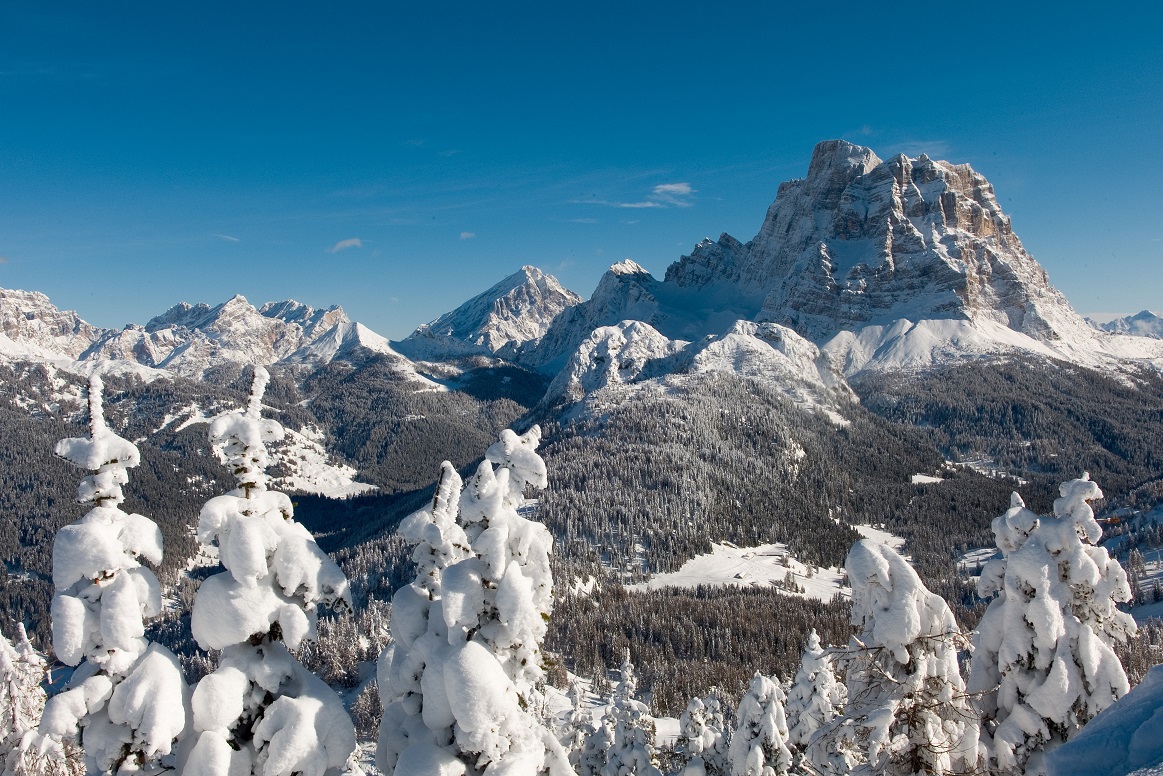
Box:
(211, 233, 240, 243)
(650, 182, 695, 207)
(566, 217, 598, 224)
(327, 238, 363, 254)
(460, 231, 477, 240)
(575, 181, 696, 209)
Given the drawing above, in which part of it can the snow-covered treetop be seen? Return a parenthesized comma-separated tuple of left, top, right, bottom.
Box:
(1054, 472, 1103, 544)
(208, 365, 284, 494)
(53, 376, 140, 507)
(846, 539, 961, 664)
(485, 426, 548, 506)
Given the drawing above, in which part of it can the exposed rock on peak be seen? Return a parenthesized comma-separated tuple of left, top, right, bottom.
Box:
(0, 288, 106, 358)
(664, 139, 1093, 345)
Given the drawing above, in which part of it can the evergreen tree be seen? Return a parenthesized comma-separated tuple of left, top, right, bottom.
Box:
(377, 426, 572, 775)
(38, 377, 187, 774)
(833, 539, 979, 776)
(677, 690, 728, 776)
(727, 672, 791, 776)
(182, 367, 356, 775)
(785, 629, 844, 754)
(560, 679, 596, 774)
(969, 476, 1135, 775)
(601, 652, 662, 776)
(0, 623, 84, 775)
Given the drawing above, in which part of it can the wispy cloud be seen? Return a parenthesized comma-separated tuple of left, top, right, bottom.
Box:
(575, 182, 697, 209)
(327, 237, 363, 254)
(459, 231, 476, 240)
(0, 255, 8, 265)
(566, 218, 599, 224)
(211, 233, 240, 243)
(650, 182, 695, 206)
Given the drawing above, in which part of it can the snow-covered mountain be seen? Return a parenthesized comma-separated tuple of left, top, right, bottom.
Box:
(83, 294, 405, 378)
(0, 288, 433, 384)
(520, 140, 1163, 380)
(1093, 310, 1163, 339)
(397, 265, 581, 361)
(544, 319, 852, 420)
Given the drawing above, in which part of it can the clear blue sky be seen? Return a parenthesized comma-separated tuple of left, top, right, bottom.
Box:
(1, 1, 1160, 338)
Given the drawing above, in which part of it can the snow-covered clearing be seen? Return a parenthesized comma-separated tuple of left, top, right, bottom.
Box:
(626, 525, 906, 600)
(911, 473, 945, 485)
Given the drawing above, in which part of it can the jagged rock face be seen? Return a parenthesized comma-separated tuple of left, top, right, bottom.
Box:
(0, 289, 107, 358)
(398, 265, 581, 361)
(666, 139, 1090, 343)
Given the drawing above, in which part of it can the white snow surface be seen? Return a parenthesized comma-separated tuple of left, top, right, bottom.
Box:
(626, 542, 847, 601)
(1046, 663, 1163, 776)
(627, 525, 905, 599)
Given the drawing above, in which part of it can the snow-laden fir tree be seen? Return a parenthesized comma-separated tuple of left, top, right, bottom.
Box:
(968, 476, 1135, 775)
(727, 672, 791, 776)
(38, 376, 187, 774)
(677, 691, 729, 776)
(785, 629, 844, 754)
(600, 651, 662, 776)
(377, 426, 572, 775)
(829, 539, 980, 776)
(183, 366, 356, 776)
(560, 679, 596, 774)
(1, 623, 83, 775)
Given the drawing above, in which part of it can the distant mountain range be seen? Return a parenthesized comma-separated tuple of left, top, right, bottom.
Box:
(2, 141, 1161, 398)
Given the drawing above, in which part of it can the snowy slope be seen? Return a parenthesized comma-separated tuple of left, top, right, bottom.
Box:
(625, 525, 905, 601)
(1045, 663, 1163, 776)
(398, 265, 581, 361)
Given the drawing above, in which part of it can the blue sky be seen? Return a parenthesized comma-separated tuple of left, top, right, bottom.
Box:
(1, 2, 1160, 339)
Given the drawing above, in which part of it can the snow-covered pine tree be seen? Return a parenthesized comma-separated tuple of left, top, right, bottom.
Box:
(183, 366, 356, 775)
(377, 426, 572, 775)
(969, 475, 1136, 775)
(601, 651, 662, 776)
(0, 623, 84, 775)
(836, 539, 980, 776)
(38, 376, 187, 774)
(727, 672, 791, 776)
(677, 690, 729, 776)
(785, 629, 844, 755)
(560, 679, 596, 774)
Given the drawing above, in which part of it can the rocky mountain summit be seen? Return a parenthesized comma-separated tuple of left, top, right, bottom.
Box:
(667, 140, 1091, 343)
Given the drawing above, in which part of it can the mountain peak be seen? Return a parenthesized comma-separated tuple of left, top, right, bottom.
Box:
(397, 265, 581, 360)
(610, 259, 650, 276)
